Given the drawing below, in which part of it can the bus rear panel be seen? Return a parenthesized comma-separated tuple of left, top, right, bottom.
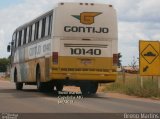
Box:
(50, 3, 118, 83)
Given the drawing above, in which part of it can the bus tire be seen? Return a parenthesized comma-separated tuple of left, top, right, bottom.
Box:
(14, 68, 23, 90)
(16, 82, 23, 90)
(44, 82, 54, 92)
(80, 82, 91, 96)
(37, 79, 44, 92)
(36, 65, 44, 91)
(55, 82, 63, 91)
(90, 82, 98, 94)
(80, 85, 90, 96)
(80, 82, 98, 96)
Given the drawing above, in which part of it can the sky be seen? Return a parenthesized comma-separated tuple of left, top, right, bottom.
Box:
(0, 0, 21, 9)
(0, 0, 160, 66)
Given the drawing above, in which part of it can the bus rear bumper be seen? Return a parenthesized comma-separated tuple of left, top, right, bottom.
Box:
(49, 72, 117, 83)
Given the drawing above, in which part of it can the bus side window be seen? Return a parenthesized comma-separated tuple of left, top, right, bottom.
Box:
(16, 32, 19, 47)
(18, 30, 22, 47)
(35, 21, 39, 40)
(28, 25, 32, 43)
(41, 18, 46, 38)
(23, 28, 27, 44)
(13, 32, 17, 48)
(38, 20, 42, 39)
(21, 30, 24, 46)
(26, 27, 29, 44)
(45, 16, 49, 37)
(48, 15, 53, 36)
(31, 24, 35, 41)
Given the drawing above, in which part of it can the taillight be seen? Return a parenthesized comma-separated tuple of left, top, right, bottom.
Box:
(53, 52, 58, 64)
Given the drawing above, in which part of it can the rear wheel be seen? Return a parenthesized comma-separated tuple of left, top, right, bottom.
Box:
(55, 81, 64, 91)
(16, 82, 23, 90)
(90, 82, 98, 94)
(44, 82, 54, 92)
(14, 69, 23, 90)
(36, 65, 53, 92)
(36, 65, 44, 91)
(80, 82, 98, 96)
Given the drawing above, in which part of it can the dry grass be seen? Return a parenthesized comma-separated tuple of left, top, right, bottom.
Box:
(104, 73, 160, 98)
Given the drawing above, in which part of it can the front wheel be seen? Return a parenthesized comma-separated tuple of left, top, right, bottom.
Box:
(16, 82, 23, 90)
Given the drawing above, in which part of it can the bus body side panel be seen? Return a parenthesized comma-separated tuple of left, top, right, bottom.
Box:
(11, 39, 52, 83)
(26, 39, 52, 83)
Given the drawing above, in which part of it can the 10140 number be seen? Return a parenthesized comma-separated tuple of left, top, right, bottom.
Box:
(70, 48, 101, 55)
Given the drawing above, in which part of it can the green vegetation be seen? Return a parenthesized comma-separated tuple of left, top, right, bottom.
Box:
(105, 73, 160, 98)
(0, 58, 10, 72)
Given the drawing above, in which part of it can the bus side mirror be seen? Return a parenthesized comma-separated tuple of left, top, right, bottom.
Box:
(7, 45, 11, 52)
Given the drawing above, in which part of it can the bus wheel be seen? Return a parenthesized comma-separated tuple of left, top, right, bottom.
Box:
(80, 82, 98, 96)
(44, 82, 54, 92)
(14, 69, 23, 90)
(55, 82, 63, 91)
(16, 82, 23, 90)
(90, 82, 98, 94)
(36, 65, 44, 91)
(80, 82, 91, 96)
(80, 86, 90, 96)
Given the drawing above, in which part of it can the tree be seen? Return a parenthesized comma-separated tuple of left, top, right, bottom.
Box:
(0, 58, 10, 72)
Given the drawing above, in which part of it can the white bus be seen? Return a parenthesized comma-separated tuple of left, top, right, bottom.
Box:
(8, 2, 118, 95)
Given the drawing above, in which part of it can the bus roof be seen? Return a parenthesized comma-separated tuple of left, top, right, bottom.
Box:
(15, 10, 53, 32)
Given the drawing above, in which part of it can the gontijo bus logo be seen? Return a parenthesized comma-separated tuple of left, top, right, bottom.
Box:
(72, 12, 102, 25)
(64, 12, 109, 34)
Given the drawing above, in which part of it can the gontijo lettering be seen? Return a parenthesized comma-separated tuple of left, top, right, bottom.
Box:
(64, 26, 109, 33)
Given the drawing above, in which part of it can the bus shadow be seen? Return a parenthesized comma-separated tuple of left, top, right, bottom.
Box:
(0, 88, 108, 100)
(41, 90, 109, 100)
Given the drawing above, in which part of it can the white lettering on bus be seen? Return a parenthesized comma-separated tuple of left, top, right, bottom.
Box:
(29, 42, 51, 59)
(43, 43, 51, 53)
